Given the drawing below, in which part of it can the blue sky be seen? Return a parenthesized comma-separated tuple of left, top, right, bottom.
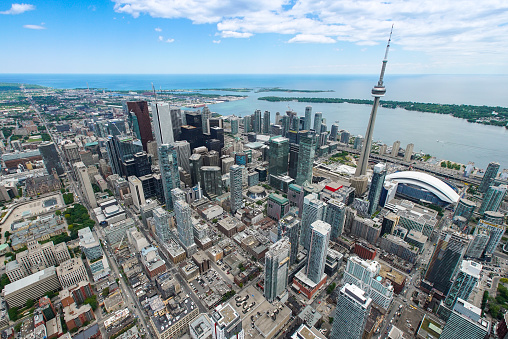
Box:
(1, 0, 508, 74)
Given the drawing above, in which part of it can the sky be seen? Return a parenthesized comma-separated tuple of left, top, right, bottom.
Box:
(1, 0, 508, 74)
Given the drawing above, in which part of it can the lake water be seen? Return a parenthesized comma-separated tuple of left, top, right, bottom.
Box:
(1, 73, 507, 169)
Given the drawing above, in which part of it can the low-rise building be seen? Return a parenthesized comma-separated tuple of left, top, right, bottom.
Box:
(140, 246, 167, 279)
(150, 297, 199, 339)
(63, 303, 95, 331)
(165, 239, 186, 264)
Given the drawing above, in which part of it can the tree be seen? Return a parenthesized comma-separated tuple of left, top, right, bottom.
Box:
(84, 295, 98, 311)
(26, 299, 35, 308)
(55, 210, 62, 216)
(4, 231, 10, 240)
(8, 307, 19, 321)
(102, 287, 110, 298)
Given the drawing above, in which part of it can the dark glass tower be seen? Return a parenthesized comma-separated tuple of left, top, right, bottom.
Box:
(127, 101, 153, 152)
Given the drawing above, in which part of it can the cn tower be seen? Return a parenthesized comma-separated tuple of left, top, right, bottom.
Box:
(355, 26, 393, 177)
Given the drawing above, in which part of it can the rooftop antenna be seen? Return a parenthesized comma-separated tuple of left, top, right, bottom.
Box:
(377, 24, 393, 88)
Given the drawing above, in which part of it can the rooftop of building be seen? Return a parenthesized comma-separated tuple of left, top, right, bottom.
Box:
(251, 301, 292, 339)
(268, 193, 289, 205)
(165, 239, 186, 257)
(218, 216, 243, 231)
(379, 264, 406, 285)
(461, 260, 482, 278)
(385, 171, 460, 204)
(291, 324, 326, 339)
(4, 266, 56, 295)
(417, 314, 443, 338)
(298, 306, 322, 328)
(189, 313, 212, 339)
(213, 303, 239, 328)
(152, 297, 197, 334)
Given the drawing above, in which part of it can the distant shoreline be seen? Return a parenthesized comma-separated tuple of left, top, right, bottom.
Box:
(258, 96, 508, 128)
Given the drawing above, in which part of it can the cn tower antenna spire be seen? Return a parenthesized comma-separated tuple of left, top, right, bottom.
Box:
(354, 25, 394, 179)
(378, 24, 393, 87)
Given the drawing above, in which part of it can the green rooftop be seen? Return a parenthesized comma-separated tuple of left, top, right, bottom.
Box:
(269, 193, 289, 205)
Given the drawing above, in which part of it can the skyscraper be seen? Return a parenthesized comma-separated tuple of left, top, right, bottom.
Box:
(440, 260, 481, 319)
(171, 187, 186, 204)
(355, 27, 392, 177)
(106, 135, 143, 176)
(278, 213, 300, 266)
(153, 206, 171, 242)
(305, 220, 331, 285)
(128, 176, 145, 209)
(425, 228, 470, 294)
(38, 141, 64, 176)
(253, 109, 262, 133)
(263, 110, 271, 134)
(391, 140, 400, 157)
(304, 106, 312, 131)
(201, 166, 222, 199)
(343, 256, 394, 309)
(174, 141, 191, 174)
(404, 143, 414, 162)
(312, 112, 322, 132)
(74, 161, 97, 208)
(211, 303, 244, 339)
(201, 106, 212, 134)
(230, 165, 243, 214)
(230, 117, 239, 135)
(158, 144, 180, 209)
(174, 198, 196, 253)
(189, 153, 202, 187)
(479, 161, 500, 193)
(243, 115, 252, 133)
(454, 198, 476, 222)
(479, 184, 507, 215)
(151, 102, 174, 146)
(440, 299, 490, 339)
(301, 193, 326, 251)
(367, 163, 386, 215)
(295, 131, 316, 186)
(329, 123, 339, 141)
(330, 284, 372, 339)
(268, 137, 289, 177)
(288, 143, 299, 179)
(465, 227, 489, 259)
(476, 219, 505, 256)
(324, 199, 346, 241)
(264, 237, 290, 302)
(127, 101, 153, 152)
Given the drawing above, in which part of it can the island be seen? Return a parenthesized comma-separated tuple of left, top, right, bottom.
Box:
(257, 96, 508, 127)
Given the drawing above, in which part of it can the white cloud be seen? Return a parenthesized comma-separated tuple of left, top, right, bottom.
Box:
(23, 24, 45, 30)
(1, 3, 35, 15)
(213, 40, 221, 44)
(155, 27, 162, 32)
(88, 5, 96, 11)
(220, 30, 252, 38)
(158, 35, 163, 41)
(112, 0, 508, 67)
(165, 38, 174, 43)
(288, 34, 336, 44)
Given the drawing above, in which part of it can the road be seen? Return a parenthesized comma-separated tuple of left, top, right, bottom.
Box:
(25, 91, 154, 337)
(96, 226, 154, 337)
(124, 206, 209, 314)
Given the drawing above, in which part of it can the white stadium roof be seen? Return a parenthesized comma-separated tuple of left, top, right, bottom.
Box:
(385, 171, 460, 204)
